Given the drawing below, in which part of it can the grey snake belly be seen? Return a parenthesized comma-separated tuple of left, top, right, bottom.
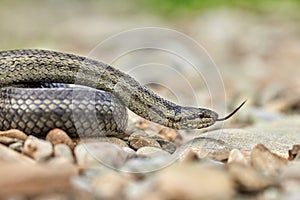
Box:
(0, 49, 245, 137)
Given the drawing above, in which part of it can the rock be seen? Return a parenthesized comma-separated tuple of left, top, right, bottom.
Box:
(177, 145, 209, 161)
(288, 145, 300, 161)
(91, 171, 132, 199)
(227, 163, 272, 192)
(46, 129, 74, 149)
(122, 156, 174, 173)
(251, 144, 288, 176)
(129, 131, 161, 150)
(9, 141, 24, 152)
(157, 140, 177, 154)
(23, 136, 53, 162)
(74, 142, 127, 170)
(107, 137, 129, 148)
(227, 149, 249, 166)
(153, 163, 235, 200)
(0, 136, 22, 145)
(0, 129, 28, 141)
(280, 161, 300, 180)
(159, 127, 179, 141)
(136, 146, 171, 158)
(54, 144, 74, 163)
(209, 150, 230, 162)
(79, 137, 129, 148)
(0, 161, 78, 197)
(0, 143, 34, 164)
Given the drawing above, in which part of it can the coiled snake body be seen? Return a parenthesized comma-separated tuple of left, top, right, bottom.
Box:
(0, 49, 244, 137)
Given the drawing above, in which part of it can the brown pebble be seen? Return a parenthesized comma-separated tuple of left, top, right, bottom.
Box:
(129, 131, 161, 150)
(0, 161, 77, 197)
(154, 163, 235, 200)
(0, 143, 34, 164)
(0, 129, 28, 141)
(91, 171, 132, 199)
(46, 129, 74, 149)
(210, 150, 230, 162)
(159, 127, 178, 141)
(227, 163, 272, 192)
(0, 136, 22, 145)
(251, 144, 288, 176)
(23, 136, 53, 162)
(228, 149, 249, 166)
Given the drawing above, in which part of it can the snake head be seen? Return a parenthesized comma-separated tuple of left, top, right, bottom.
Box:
(173, 106, 218, 129)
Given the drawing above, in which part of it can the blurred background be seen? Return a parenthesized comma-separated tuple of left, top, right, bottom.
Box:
(1, 0, 300, 127)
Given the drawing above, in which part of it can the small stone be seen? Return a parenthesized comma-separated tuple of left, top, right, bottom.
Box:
(9, 141, 24, 152)
(46, 129, 74, 149)
(227, 163, 272, 192)
(0, 143, 34, 164)
(0, 136, 22, 145)
(281, 161, 300, 180)
(91, 171, 132, 199)
(178, 150, 200, 163)
(0, 129, 28, 141)
(136, 146, 171, 158)
(0, 161, 77, 197)
(107, 137, 129, 148)
(74, 142, 127, 170)
(54, 144, 74, 163)
(159, 127, 178, 141)
(288, 145, 300, 160)
(157, 140, 176, 154)
(178, 145, 209, 161)
(23, 136, 53, 162)
(251, 144, 288, 176)
(153, 163, 235, 200)
(122, 147, 136, 159)
(210, 150, 230, 162)
(129, 131, 161, 150)
(228, 149, 249, 165)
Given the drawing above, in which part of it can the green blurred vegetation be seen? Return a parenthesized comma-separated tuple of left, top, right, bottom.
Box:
(141, 0, 300, 18)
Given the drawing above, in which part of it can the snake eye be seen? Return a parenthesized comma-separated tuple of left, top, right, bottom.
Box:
(198, 113, 204, 118)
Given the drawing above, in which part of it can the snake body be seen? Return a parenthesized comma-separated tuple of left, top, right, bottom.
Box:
(0, 49, 241, 137)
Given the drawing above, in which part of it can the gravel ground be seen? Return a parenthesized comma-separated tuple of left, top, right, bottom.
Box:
(0, 1, 300, 199)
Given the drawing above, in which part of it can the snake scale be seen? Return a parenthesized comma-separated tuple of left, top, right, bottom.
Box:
(0, 49, 245, 137)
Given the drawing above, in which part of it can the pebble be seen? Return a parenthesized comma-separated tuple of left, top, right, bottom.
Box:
(157, 140, 176, 154)
(209, 150, 230, 162)
(159, 127, 178, 141)
(227, 149, 249, 166)
(152, 163, 235, 200)
(0, 161, 78, 197)
(0, 129, 28, 141)
(280, 161, 300, 180)
(0, 143, 34, 164)
(91, 171, 132, 199)
(74, 142, 127, 170)
(54, 144, 74, 163)
(0, 136, 22, 145)
(177, 145, 209, 161)
(129, 131, 161, 150)
(46, 128, 74, 149)
(251, 144, 288, 176)
(8, 141, 24, 152)
(227, 163, 272, 192)
(23, 136, 53, 162)
(136, 146, 171, 158)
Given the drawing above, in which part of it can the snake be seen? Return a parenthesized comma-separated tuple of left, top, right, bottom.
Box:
(0, 49, 245, 138)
